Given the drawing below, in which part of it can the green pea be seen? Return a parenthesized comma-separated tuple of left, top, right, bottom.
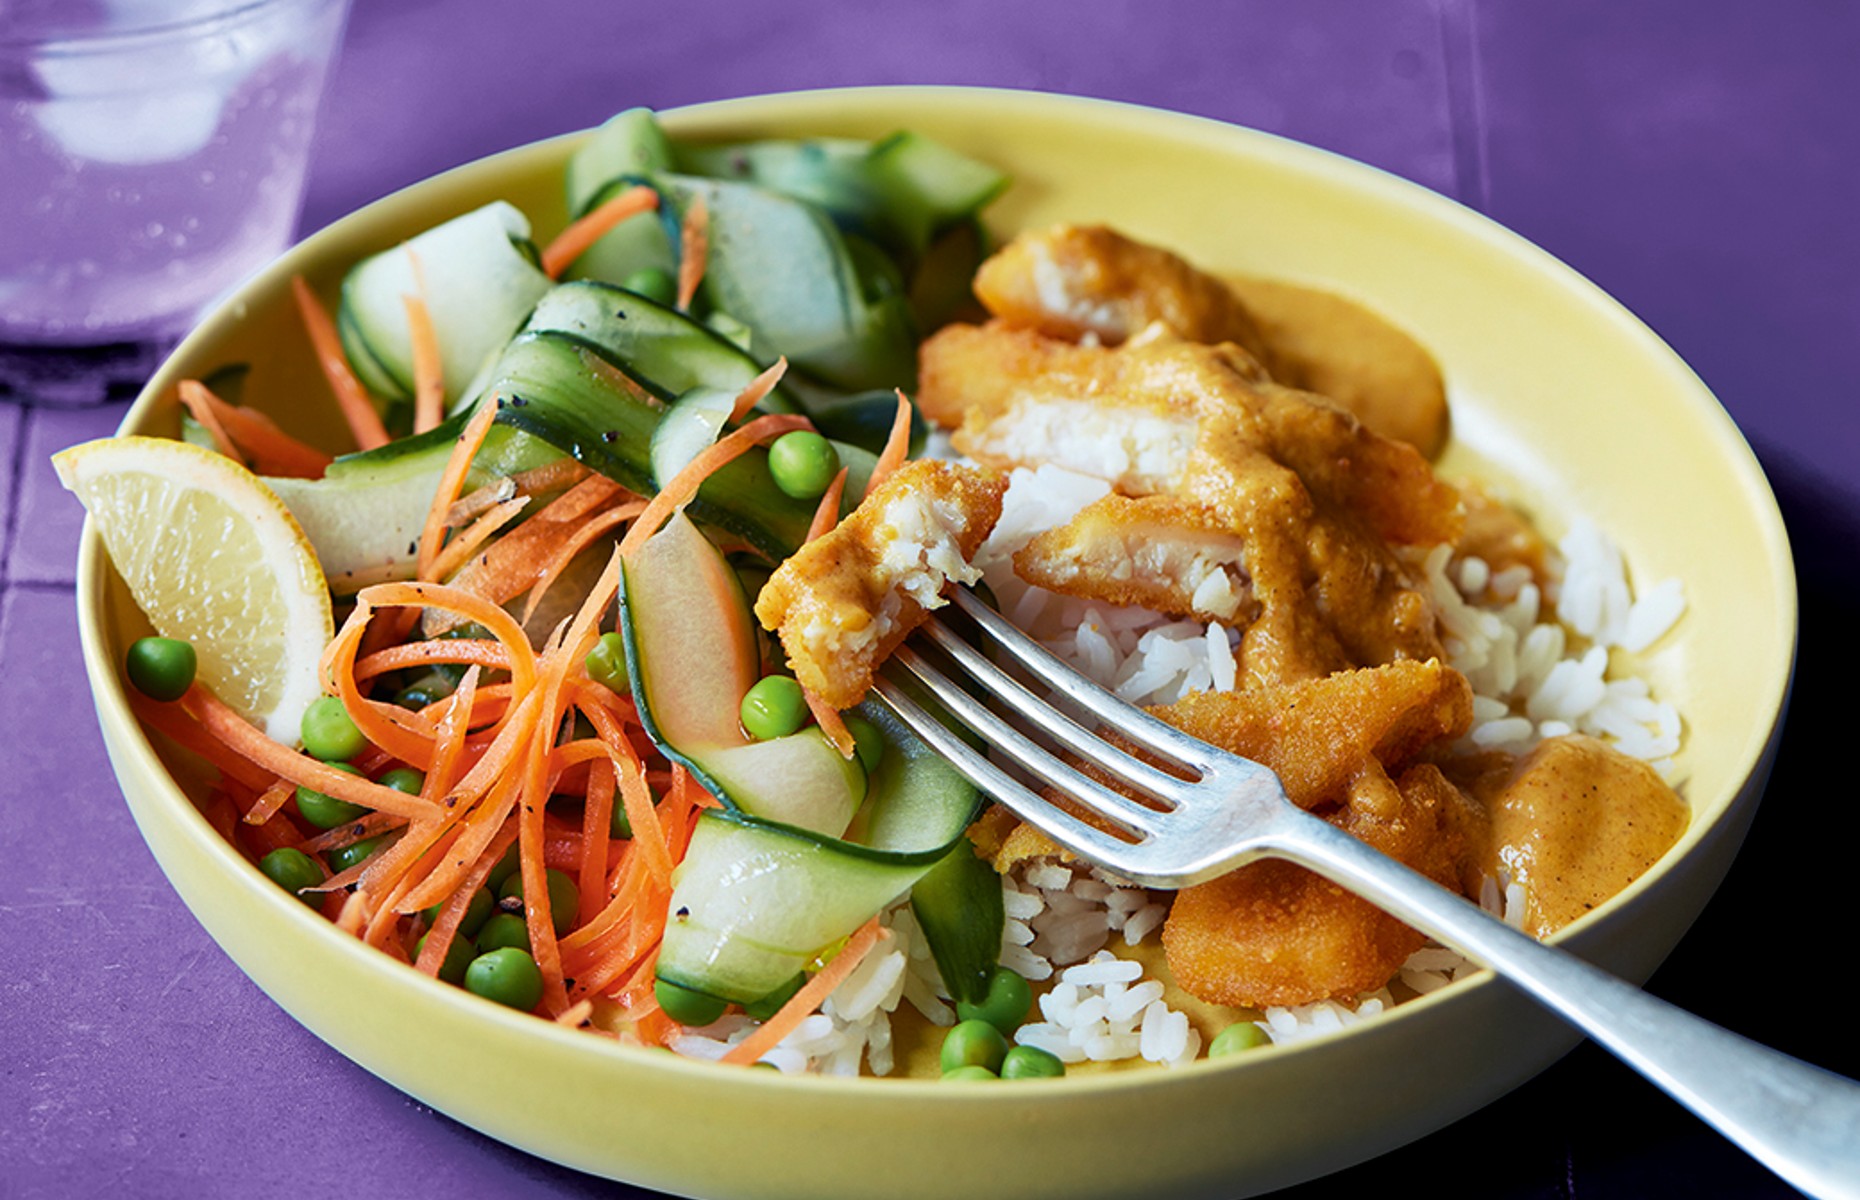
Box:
(654, 978, 728, 1027)
(294, 762, 367, 830)
(327, 835, 385, 874)
(378, 767, 425, 796)
(416, 930, 477, 985)
(475, 912, 531, 954)
(486, 842, 520, 891)
(740, 675, 808, 741)
(585, 631, 631, 695)
(300, 695, 366, 762)
(942, 1064, 998, 1082)
(940, 1018, 1009, 1075)
(497, 867, 580, 937)
(1209, 1022, 1270, 1057)
(1000, 1044, 1065, 1080)
(125, 637, 195, 702)
(258, 848, 324, 905)
(464, 947, 544, 1011)
(842, 714, 885, 776)
(393, 669, 456, 711)
(767, 431, 840, 500)
(424, 886, 495, 939)
(955, 967, 1033, 1037)
(743, 973, 805, 1022)
(622, 266, 677, 307)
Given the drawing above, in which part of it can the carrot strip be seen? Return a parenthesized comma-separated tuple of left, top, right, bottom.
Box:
(618, 413, 812, 560)
(186, 386, 333, 480)
(414, 819, 518, 977)
(721, 920, 888, 1063)
(353, 639, 511, 683)
(291, 275, 390, 451)
(128, 693, 274, 791)
(447, 460, 592, 527)
(424, 666, 481, 802)
(864, 390, 914, 500)
(296, 811, 403, 854)
(175, 380, 244, 464)
(184, 688, 439, 821)
(675, 194, 709, 311)
(428, 495, 531, 583)
(396, 768, 524, 913)
(805, 467, 849, 544)
(521, 500, 643, 624)
(807, 689, 858, 760)
(325, 612, 437, 767)
(402, 292, 446, 435)
(353, 580, 540, 696)
(430, 473, 625, 631)
(555, 999, 595, 1027)
(541, 185, 660, 279)
(414, 399, 499, 582)
(243, 777, 297, 826)
(728, 357, 788, 423)
(577, 758, 616, 932)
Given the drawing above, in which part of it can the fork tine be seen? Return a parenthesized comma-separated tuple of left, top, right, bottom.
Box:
(884, 648, 1170, 837)
(946, 589, 1223, 770)
(912, 618, 1202, 808)
(871, 675, 1146, 864)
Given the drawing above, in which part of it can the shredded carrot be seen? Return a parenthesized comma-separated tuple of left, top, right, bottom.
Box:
(291, 275, 389, 451)
(178, 381, 333, 479)
(297, 811, 402, 855)
(577, 757, 616, 930)
(415, 819, 518, 977)
(429, 473, 625, 631)
(675, 194, 709, 311)
(127, 693, 273, 791)
(865, 389, 914, 500)
(414, 398, 499, 582)
(174, 379, 244, 464)
(619, 413, 812, 560)
(805, 467, 849, 544)
(402, 291, 445, 435)
(541, 185, 659, 279)
(353, 638, 510, 684)
(428, 495, 531, 582)
(720, 919, 888, 1064)
(807, 689, 858, 760)
(448, 460, 593, 527)
(350, 579, 540, 696)
(555, 999, 595, 1027)
(243, 777, 297, 826)
(325, 611, 439, 767)
(729, 357, 788, 423)
(520, 500, 643, 624)
(183, 688, 439, 821)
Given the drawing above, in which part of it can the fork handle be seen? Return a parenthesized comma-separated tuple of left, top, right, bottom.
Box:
(1277, 811, 1860, 1200)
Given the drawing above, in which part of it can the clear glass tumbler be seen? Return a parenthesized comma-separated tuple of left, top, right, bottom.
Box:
(0, 0, 353, 405)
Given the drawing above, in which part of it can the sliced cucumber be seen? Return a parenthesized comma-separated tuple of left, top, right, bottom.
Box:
(909, 836, 1005, 1007)
(655, 174, 915, 392)
(865, 130, 1009, 230)
(522, 281, 799, 414)
(648, 386, 736, 490)
(624, 509, 981, 1004)
(265, 406, 559, 587)
(621, 509, 866, 835)
(566, 107, 675, 218)
(656, 700, 981, 1005)
(676, 136, 928, 260)
(338, 201, 553, 409)
(483, 331, 821, 559)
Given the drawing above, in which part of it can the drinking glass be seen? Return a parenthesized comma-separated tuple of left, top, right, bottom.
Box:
(0, 0, 353, 406)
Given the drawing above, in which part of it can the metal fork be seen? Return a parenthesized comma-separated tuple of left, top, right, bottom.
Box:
(874, 588, 1860, 1200)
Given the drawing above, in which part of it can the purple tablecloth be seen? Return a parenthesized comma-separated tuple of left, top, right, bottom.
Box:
(5, 2, 1856, 1196)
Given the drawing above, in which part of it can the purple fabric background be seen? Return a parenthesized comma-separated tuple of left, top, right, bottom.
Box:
(5, 2, 1856, 1196)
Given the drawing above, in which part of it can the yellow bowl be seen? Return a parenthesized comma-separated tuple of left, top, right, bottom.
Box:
(77, 87, 1795, 1198)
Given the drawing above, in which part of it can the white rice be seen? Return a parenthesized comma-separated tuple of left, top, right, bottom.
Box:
(674, 464, 1687, 1071)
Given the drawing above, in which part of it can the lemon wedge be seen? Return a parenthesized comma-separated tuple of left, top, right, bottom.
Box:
(56, 436, 334, 743)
